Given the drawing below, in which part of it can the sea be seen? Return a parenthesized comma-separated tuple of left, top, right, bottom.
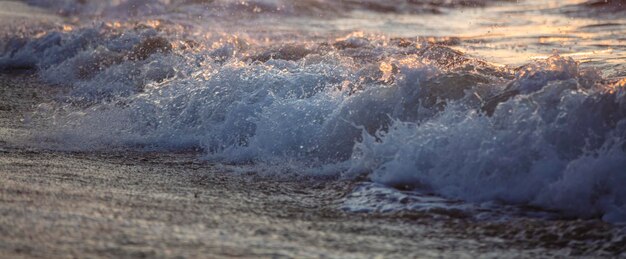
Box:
(1, 0, 626, 226)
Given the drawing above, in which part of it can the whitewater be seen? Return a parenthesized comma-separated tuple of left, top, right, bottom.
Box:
(1, 0, 626, 224)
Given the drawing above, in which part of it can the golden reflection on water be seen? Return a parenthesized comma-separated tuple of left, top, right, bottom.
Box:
(54, 0, 625, 76)
(62, 25, 74, 32)
(316, 0, 626, 70)
(607, 78, 626, 94)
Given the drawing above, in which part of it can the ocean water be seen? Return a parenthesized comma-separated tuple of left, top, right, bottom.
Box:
(1, 0, 626, 223)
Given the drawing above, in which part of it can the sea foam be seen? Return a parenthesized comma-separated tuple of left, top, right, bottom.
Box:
(2, 1, 626, 223)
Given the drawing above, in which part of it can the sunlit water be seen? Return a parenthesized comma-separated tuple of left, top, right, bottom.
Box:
(1, 0, 626, 231)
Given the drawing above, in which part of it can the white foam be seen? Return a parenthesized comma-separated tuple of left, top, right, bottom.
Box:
(2, 6, 626, 223)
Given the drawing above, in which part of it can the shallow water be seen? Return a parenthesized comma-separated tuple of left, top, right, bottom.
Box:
(1, 0, 626, 225)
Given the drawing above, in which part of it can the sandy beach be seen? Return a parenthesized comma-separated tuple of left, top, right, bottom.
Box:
(0, 1, 625, 258)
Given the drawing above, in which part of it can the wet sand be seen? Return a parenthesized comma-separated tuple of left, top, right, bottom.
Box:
(0, 1, 624, 258)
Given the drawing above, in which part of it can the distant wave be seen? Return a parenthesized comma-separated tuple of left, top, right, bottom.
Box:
(25, 0, 508, 17)
(562, 0, 626, 18)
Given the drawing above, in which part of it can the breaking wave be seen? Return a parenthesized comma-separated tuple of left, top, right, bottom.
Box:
(1, 0, 626, 223)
